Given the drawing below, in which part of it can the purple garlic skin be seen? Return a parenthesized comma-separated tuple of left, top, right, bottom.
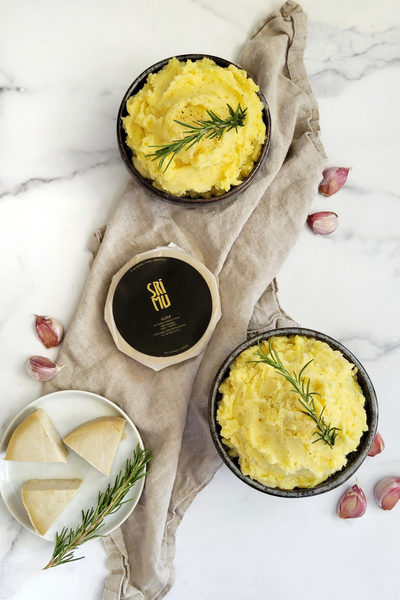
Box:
(374, 477, 400, 511)
(318, 167, 351, 197)
(368, 432, 385, 457)
(26, 356, 64, 382)
(307, 211, 339, 235)
(337, 483, 367, 519)
(35, 315, 64, 349)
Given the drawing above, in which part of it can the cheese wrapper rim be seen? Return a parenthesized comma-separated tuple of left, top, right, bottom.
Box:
(104, 244, 222, 371)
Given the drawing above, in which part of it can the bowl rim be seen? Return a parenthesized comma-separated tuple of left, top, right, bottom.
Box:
(116, 53, 272, 206)
(208, 327, 378, 498)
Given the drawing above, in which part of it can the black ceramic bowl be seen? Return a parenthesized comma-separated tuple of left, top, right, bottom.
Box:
(209, 328, 378, 498)
(117, 54, 271, 206)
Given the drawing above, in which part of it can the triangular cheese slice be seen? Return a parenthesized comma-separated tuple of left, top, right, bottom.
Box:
(5, 408, 68, 463)
(63, 416, 125, 476)
(21, 479, 82, 536)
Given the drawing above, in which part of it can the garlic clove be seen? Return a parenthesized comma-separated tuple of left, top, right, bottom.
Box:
(368, 432, 385, 457)
(26, 356, 64, 382)
(307, 211, 339, 235)
(374, 477, 400, 510)
(34, 315, 64, 349)
(318, 167, 351, 197)
(337, 483, 367, 519)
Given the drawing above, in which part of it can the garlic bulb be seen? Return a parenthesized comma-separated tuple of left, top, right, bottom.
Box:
(337, 483, 367, 519)
(307, 211, 339, 235)
(26, 356, 64, 382)
(35, 315, 64, 349)
(374, 477, 400, 510)
(368, 432, 385, 457)
(318, 167, 351, 197)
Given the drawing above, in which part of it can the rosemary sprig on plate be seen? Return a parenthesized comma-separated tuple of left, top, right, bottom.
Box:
(43, 445, 153, 570)
(146, 103, 247, 172)
(250, 338, 341, 448)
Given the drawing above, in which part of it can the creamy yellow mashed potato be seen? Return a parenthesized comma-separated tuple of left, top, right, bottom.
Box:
(122, 57, 266, 197)
(217, 336, 368, 489)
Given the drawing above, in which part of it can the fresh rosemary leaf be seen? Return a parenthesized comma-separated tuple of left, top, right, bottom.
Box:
(146, 103, 247, 172)
(250, 338, 341, 448)
(43, 445, 153, 570)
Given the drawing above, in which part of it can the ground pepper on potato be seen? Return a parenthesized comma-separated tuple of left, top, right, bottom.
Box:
(122, 57, 266, 197)
(217, 336, 368, 490)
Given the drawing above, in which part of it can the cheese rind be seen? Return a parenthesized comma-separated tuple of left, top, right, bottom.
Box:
(63, 416, 125, 476)
(21, 479, 82, 536)
(5, 408, 68, 463)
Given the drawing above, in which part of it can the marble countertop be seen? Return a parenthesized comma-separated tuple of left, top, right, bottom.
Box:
(1, 0, 400, 598)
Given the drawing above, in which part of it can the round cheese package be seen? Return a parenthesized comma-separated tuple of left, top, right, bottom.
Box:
(105, 244, 222, 370)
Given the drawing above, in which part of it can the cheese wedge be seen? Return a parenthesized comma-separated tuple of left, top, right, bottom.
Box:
(21, 479, 82, 536)
(63, 416, 125, 476)
(5, 408, 68, 463)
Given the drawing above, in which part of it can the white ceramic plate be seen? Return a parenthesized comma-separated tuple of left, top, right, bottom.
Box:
(0, 390, 146, 541)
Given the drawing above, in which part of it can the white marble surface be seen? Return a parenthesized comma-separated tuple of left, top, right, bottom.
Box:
(1, 0, 400, 598)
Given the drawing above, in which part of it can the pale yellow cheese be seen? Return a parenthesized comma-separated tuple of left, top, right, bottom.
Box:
(5, 408, 68, 463)
(21, 479, 82, 536)
(63, 417, 125, 476)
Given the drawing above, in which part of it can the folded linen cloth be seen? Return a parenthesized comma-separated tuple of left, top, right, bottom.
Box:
(44, 1, 326, 598)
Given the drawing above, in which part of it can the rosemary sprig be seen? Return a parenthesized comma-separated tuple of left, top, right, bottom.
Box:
(250, 338, 341, 448)
(43, 445, 153, 570)
(146, 103, 247, 172)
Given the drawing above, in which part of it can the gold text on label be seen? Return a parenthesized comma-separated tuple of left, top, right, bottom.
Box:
(147, 279, 171, 311)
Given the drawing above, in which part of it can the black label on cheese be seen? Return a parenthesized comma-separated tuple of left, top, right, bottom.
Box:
(112, 257, 213, 357)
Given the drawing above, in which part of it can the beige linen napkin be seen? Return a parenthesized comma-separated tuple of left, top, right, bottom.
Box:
(44, 2, 326, 598)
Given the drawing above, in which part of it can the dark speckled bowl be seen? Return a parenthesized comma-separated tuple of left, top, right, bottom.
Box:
(208, 327, 378, 498)
(117, 54, 271, 206)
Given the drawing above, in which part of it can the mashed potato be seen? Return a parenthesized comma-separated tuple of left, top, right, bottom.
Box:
(122, 57, 266, 197)
(217, 336, 368, 489)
